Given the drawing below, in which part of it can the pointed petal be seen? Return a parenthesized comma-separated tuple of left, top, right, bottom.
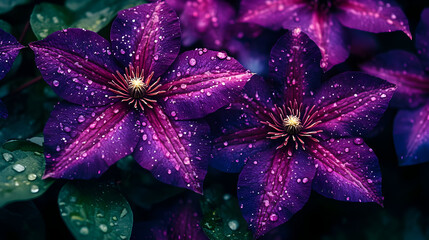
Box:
(394, 103, 429, 166)
(43, 101, 140, 179)
(361, 50, 429, 108)
(29, 28, 120, 106)
(0, 28, 23, 80)
(238, 148, 316, 237)
(133, 104, 211, 194)
(238, 0, 307, 29)
(416, 8, 429, 71)
(314, 72, 396, 138)
(336, 0, 411, 39)
(309, 138, 383, 205)
(159, 50, 253, 120)
(111, 1, 181, 78)
(180, 0, 235, 49)
(270, 30, 322, 104)
(281, 10, 349, 70)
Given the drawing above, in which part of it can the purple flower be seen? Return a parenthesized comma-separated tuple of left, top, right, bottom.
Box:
(29, 1, 253, 193)
(361, 8, 429, 166)
(0, 28, 24, 118)
(239, 0, 411, 70)
(210, 29, 395, 237)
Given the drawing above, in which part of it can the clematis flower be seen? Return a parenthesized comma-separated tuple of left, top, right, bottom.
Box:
(210, 29, 395, 237)
(238, 0, 411, 70)
(29, 1, 253, 193)
(361, 8, 429, 166)
(0, 28, 24, 118)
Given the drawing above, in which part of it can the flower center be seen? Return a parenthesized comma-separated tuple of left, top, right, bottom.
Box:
(262, 100, 323, 151)
(283, 115, 302, 134)
(108, 65, 165, 110)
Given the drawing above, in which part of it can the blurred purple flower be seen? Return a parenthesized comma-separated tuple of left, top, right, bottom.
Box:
(210, 29, 395, 237)
(29, 1, 253, 193)
(362, 8, 429, 166)
(239, 0, 411, 70)
(0, 28, 24, 118)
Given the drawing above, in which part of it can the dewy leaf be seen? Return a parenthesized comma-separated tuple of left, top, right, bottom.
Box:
(30, 3, 72, 40)
(200, 185, 253, 240)
(0, 0, 30, 14)
(30, 0, 145, 40)
(58, 181, 134, 240)
(0, 20, 12, 33)
(0, 140, 53, 207)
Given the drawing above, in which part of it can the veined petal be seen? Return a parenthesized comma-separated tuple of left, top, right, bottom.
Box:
(0, 28, 23, 80)
(313, 72, 396, 138)
(394, 103, 429, 166)
(43, 101, 140, 179)
(281, 8, 349, 70)
(336, 0, 411, 39)
(133, 104, 211, 194)
(29, 28, 120, 106)
(238, 148, 316, 238)
(159, 50, 253, 120)
(180, 0, 235, 49)
(309, 138, 383, 205)
(361, 50, 429, 108)
(111, 1, 181, 78)
(238, 0, 307, 29)
(416, 8, 429, 71)
(270, 30, 322, 104)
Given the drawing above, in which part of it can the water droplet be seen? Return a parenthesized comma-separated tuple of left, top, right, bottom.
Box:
(188, 58, 197, 66)
(216, 52, 227, 59)
(27, 173, 37, 181)
(30, 185, 39, 193)
(353, 138, 364, 145)
(77, 115, 85, 123)
(80, 227, 89, 235)
(120, 208, 128, 218)
(269, 213, 278, 221)
(183, 157, 191, 165)
(53, 80, 60, 87)
(12, 164, 25, 173)
(99, 224, 108, 232)
(228, 220, 239, 230)
(2, 152, 13, 162)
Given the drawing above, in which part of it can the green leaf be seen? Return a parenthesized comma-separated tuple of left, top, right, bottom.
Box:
(0, 140, 53, 207)
(58, 181, 133, 240)
(200, 185, 253, 240)
(0, 20, 12, 33)
(30, 3, 72, 40)
(30, 0, 145, 40)
(117, 156, 184, 209)
(0, 0, 30, 14)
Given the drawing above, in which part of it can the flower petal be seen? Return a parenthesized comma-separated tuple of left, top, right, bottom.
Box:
(416, 8, 429, 71)
(313, 72, 396, 137)
(361, 50, 429, 108)
(29, 28, 120, 106)
(281, 9, 349, 70)
(270, 30, 322, 104)
(111, 1, 181, 78)
(309, 138, 383, 205)
(336, 0, 411, 39)
(43, 101, 140, 179)
(133, 104, 211, 194)
(238, 0, 307, 30)
(238, 148, 316, 238)
(159, 50, 253, 120)
(180, 0, 235, 49)
(0, 28, 23, 80)
(394, 103, 429, 166)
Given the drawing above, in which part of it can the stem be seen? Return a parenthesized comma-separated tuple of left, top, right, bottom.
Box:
(7, 75, 43, 98)
(19, 21, 30, 43)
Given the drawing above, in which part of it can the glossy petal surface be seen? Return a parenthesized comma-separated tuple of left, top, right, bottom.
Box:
(416, 8, 429, 71)
(0, 28, 23, 80)
(159, 50, 253, 120)
(394, 103, 429, 166)
(133, 104, 211, 193)
(310, 138, 383, 205)
(336, 0, 411, 38)
(30, 28, 120, 106)
(111, 1, 181, 78)
(269, 30, 321, 103)
(238, 148, 316, 237)
(313, 72, 396, 137)
(43, 101, 140, 179)
(361, 50, 429, 108)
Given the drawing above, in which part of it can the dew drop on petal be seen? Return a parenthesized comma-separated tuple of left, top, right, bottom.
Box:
(269, 213, 278, 221)
(53, 80, 60, 87)
(353, 138, 364, 145)
(188, 58, 197, 66)
(77, 115, 85, 123)
(216, 52, 227, 59)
